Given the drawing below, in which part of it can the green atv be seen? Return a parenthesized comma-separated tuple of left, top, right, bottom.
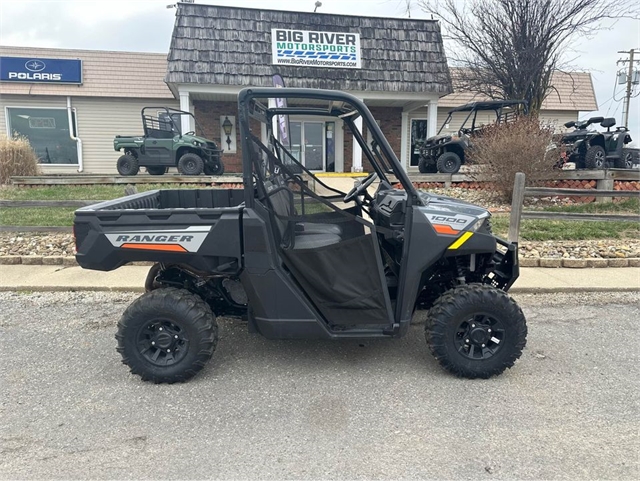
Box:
(114, 107, 224, 176)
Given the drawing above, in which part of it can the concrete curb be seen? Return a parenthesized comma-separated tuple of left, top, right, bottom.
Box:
(1, 255, 638, 268)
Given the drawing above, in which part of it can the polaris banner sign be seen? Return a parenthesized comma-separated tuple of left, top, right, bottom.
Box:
(0, 57, 83, 84)
(271, 29, 361, 69)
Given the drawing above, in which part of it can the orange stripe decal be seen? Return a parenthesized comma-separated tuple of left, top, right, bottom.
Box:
(433, 224, 460, 235)
(121, 243, 187, 252)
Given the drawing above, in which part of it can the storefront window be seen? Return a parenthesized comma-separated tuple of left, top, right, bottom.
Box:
(7, 108, 78, 165)
(410, 118, 428, 166)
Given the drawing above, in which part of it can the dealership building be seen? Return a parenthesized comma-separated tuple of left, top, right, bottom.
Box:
(0, 3, 597, 175)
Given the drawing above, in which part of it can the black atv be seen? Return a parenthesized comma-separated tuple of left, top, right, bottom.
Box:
(560, 117, 634, 169)
(418, 100, 528, 174)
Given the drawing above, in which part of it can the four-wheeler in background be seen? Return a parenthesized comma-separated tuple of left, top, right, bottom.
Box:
(559, 116, 634, 169)
(418, 100, 528, 174)
(114, 107, 224, 176)
(75, 87, 527, 385)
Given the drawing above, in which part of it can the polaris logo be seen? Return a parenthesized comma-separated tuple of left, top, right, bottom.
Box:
(105, 226, 211, 253)
(8, 72, 62, 81)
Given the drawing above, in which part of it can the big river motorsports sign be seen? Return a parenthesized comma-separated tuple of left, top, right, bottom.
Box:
(271, 29, 361, 69)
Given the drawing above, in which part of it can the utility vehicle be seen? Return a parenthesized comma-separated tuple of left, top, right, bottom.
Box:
(560, 116, 634, 169)
(75, 88, 527, 384)
(114, 107, 224, 176)
(418, 100, 528, 174)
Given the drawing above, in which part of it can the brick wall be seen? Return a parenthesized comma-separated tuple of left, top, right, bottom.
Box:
(195, 100, 404, 173)
(193, 100, 245, 173)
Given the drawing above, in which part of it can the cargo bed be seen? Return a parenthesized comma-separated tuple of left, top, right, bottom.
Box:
(74, 189, 244, 272)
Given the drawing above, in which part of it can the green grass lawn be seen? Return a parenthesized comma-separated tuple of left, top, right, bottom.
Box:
(0, 184, 201, 201)
(491, 215, 639, 241)
(0, 207, 76, 227)
(538, 198, 639, 214)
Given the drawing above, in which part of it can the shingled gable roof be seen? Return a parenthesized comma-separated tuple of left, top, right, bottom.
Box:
(166, 3, 452, 95)
(440, 69, 598, 111)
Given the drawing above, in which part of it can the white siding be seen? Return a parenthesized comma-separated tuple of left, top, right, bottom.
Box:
(0, 95, 180, 174)
(437, 107, 579, 135)
(71, 97, 179, 173)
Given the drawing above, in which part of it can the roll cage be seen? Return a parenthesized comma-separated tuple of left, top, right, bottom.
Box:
(141, 107, 207, 138)
(237, 88, 421, 208)
(437, 100, 528, 135)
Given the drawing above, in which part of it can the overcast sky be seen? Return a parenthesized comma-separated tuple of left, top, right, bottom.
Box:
(1, 0, 638, 140)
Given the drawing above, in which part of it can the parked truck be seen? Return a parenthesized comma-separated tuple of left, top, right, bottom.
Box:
(75, 88, 527, 384)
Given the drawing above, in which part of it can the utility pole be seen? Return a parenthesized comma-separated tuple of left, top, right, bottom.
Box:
(617, 49, 639, 128)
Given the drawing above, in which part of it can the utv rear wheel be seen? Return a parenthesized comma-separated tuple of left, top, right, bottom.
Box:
(204, 161, 225, 175)
(116, 287, 218, 383)
(436, 152, 462, 174)
(584, 145, 605, 169)
(425, 284, 527, 379)
(418, 157, 437, 173)
(117, 154, 139, 176)
(147, 166, 167, 175)
(178, 153, 204, 175)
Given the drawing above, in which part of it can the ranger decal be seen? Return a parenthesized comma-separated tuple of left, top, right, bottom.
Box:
(105, 226, 211, 253)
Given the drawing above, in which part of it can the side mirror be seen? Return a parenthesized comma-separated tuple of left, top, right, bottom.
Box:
(564, 121, 575, 128)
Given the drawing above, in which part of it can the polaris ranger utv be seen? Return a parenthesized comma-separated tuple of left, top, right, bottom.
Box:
(75, 88, 526, 384)
(418, 100, 528, 174)
(114, 107, 224, 176)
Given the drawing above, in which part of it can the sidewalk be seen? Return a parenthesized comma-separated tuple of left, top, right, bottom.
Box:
(0, 265, 637, 293)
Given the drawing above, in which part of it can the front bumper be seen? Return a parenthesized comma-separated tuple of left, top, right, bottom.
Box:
(487, 238, 519, 291)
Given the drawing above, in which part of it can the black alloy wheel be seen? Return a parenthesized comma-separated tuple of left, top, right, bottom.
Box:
(453, 313, 506, 360)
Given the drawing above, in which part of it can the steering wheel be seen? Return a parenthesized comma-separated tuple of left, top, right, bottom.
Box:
(344, 173, 378, 203)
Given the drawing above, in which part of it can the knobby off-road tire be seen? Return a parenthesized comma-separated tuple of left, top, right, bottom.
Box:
(436, 152, 462, 174)
(614, 151, 633, 169)
(116, 287, 218, 383)
(146, 166, 167, 175)
(177, 153, 205, 175)
(204, 161, 225, 175)
(425, 284, 527, 379)
(117, 154, 139, 176)
(584, 145, 605, 169)
(418, 157, 437, 173)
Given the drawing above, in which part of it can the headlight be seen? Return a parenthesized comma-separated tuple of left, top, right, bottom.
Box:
(192, 140, 203, 147)
(468, 216, 490, 233)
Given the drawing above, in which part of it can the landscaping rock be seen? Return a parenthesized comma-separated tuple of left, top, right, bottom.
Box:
(629, 258, 640, 267)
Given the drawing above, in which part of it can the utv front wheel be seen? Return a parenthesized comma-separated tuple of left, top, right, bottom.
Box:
(178, 153, 204, 175)
(584, 145, 605, 169)
(436, 152, 462, 174)
(425, 284, 527, 379)
(117, 154, 139, 176)
(116, 288, 218, 383)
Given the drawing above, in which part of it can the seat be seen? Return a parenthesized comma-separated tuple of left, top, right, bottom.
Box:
(264, 180, 343, 249)
(293, 232, 342, 250)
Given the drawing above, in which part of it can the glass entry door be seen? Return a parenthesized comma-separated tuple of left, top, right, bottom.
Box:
(290, 121, 325, 171)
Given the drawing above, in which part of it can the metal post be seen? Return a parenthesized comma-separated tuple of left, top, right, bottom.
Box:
(508, 172, 525, 244)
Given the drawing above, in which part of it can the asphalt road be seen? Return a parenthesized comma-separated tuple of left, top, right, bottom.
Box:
(1, 291, 638, 480)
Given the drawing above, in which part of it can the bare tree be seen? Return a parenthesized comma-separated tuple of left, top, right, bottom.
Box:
(419, 0, 639, 112)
